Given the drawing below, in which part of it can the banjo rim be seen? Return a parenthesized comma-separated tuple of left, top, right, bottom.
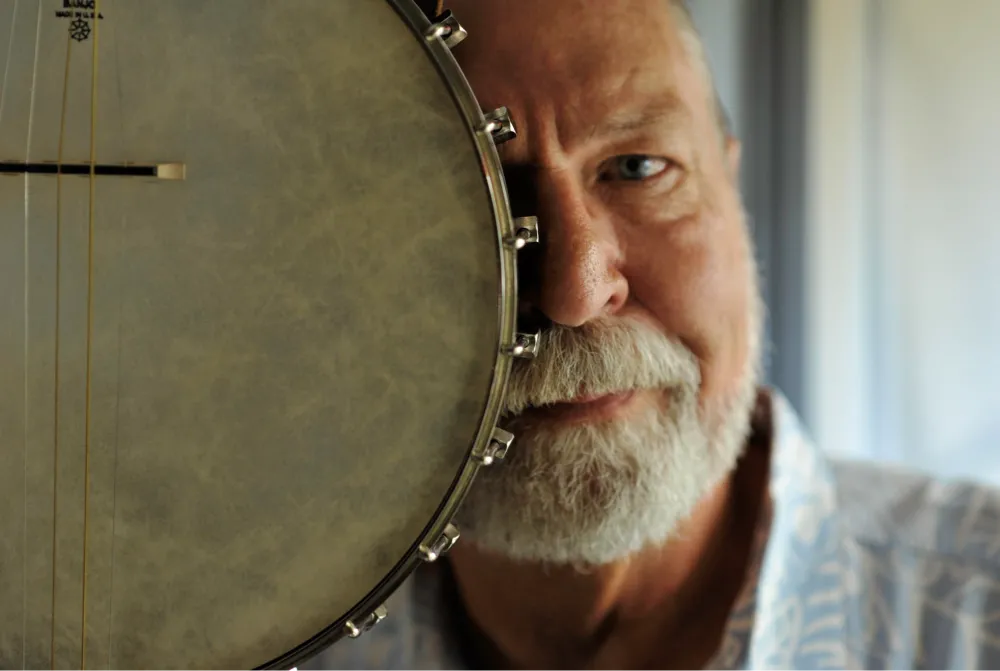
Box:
(261, 1, 519, 668)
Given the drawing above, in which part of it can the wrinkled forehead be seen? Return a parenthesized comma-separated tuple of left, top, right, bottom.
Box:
(447, 0, 707, 143)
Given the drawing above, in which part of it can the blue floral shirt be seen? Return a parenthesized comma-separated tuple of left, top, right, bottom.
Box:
(301, 390, 1000, 669)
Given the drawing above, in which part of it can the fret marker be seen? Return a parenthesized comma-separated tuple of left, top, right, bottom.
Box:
(0, 161, 185, 180)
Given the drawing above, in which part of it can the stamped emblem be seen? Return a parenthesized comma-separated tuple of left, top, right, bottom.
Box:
(54, 0, 105, 42)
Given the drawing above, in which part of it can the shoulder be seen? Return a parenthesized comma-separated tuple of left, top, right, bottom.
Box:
(831, 456, 1000, 567)
(757, 390, 1000, 668)
(766, 389, 1000, 569)
(828, 457, 1000, 668)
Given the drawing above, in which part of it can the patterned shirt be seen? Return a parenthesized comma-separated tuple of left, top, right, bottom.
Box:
(300, 390, 1000, 669)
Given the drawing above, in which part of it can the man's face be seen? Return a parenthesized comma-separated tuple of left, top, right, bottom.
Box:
(451, 0, 763, 564)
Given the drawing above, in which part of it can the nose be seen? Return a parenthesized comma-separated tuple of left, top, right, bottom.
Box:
(523, 170, 629, 328)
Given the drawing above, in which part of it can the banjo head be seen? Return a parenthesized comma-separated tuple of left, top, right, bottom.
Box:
(0, 1, 524, 668)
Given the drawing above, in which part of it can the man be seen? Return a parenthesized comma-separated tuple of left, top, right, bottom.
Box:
(306, 0, 1000, 668)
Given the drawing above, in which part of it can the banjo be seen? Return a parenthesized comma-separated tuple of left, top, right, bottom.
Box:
(0, 0, 539, 668)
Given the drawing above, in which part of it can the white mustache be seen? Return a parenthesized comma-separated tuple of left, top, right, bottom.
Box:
(502, 317, 702, 416)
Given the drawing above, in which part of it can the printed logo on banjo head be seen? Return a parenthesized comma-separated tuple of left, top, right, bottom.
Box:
(54, 0, 105, 42)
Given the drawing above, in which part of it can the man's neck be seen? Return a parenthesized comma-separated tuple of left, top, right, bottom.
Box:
(446, 428, 771, 669)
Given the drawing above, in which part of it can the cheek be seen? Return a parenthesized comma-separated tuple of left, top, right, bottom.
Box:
(624, 210, 754, 403)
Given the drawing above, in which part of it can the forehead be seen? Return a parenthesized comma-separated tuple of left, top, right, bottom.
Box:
(448, 0, 706, 145)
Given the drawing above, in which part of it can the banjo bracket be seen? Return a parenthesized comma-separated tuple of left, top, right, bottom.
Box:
(343, 605, 388, 639)
(507, 215, 540, 250)
(482, 106, 517, 144)
(423, 10, 467, 49)
(418, 523, 461, 562)
(472, 427, 515, 465)
(506, 331, 541, 359)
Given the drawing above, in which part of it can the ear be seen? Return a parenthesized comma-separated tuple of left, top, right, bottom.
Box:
(724, 136, 742, 181)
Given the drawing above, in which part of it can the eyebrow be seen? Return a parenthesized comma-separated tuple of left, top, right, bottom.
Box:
(584, 94, 691, 143)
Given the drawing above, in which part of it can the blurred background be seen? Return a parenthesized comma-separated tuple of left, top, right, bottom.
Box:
(689, 0, 1000, 482)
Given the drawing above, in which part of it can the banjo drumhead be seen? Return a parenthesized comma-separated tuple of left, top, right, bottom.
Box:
(0, 1, 514, 668)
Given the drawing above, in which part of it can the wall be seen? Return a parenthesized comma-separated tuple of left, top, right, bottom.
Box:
(688, 0, 748, 139)
(806, 0, 1000, 481)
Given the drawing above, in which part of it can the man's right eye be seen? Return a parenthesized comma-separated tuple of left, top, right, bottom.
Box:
(598, 155, 673, 183)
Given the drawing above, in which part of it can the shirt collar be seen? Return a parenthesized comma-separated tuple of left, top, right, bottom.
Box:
(706, 388, 842, 668)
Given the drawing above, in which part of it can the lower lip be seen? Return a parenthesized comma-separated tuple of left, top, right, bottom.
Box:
(536, 390, 638, 423)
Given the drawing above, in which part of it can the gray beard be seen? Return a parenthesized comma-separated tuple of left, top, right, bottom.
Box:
(456, 315, 762, 566)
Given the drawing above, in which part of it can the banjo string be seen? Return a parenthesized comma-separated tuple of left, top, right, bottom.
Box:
(80, 0, 102, 665)
(49, 24, 74, 671)
(0, 0, 24, 658)
(23, 3, 44, 668)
